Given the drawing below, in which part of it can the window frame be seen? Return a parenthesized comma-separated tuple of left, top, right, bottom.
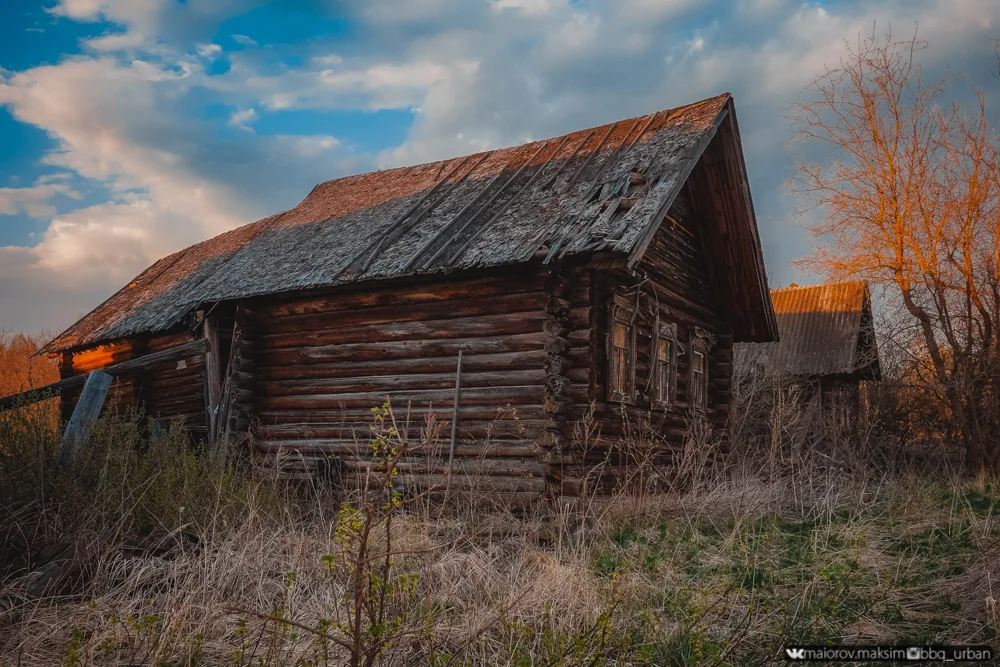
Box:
(651, 321, 678, 410)
(688, 328, 716, 413)
(606, 293, 637, 404)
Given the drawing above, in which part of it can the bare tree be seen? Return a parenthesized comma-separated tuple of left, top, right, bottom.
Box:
(789, 25, 1000, 471)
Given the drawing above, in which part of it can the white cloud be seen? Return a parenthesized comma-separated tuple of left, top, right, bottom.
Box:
(196, 43, 222, 58)
(490, 0, 564, 16)
(49, 0, 267, 51)
(277, 134, 341, 157)
(0, 51, 357, 333)
(0, 178, 83, 218)
(237, 59, 479, 112)
(613, 0, 699, 23)
(85, 30, 147, 51)
(228, 107, 258, 130)
(231, 34, 257, 46)
(358, 0, 456, 23)
(8, 0, 1000, 339)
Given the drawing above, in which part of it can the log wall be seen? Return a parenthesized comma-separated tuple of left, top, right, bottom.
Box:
(55, 196, 739, 501)
(59, 330, 209, 437)
(249, 268, 554, 493)
(557, 189, 736, 496)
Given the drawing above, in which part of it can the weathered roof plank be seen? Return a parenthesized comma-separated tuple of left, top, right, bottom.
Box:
(736, 281, 881, 379)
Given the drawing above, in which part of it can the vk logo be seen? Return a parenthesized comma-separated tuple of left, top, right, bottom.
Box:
(785, 648, 806, 659)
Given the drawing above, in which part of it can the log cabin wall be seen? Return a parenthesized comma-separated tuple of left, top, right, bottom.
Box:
(59, 330, 210, 438)
(249, 267, 555, 496)
(59, 341, 134, 424)
(558, 189, 735, 496)
(140, 331, 209, 437)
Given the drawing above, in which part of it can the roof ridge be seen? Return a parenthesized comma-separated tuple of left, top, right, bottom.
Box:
(297, 93, 732, 202)
(773, 279, 866, 293)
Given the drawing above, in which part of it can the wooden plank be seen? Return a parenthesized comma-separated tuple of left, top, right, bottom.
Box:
(448, 351, 462, 471)
(203, 317, 222, 448)
(0, 338, 210, 411)
(59, 370, 113, 463)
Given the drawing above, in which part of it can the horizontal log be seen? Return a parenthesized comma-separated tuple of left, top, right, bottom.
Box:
(232, 387, 256, 402)
(258, 332, 547, 366)
(0, 339, 210, 411)
(255, 439, 542, 458)
(257, 369, 545, 396)
(232, 358, 256, 373)
(230, 370, 255, 386)
(342, 457, 549, 477)
(256, 271, 548, 318)
(257, 405, 548, 425)
(257, 349, 546, 380)
(146, 332, 196, 352)
(147, 412, 206, 429)
(258, 418, 549, 440)
(342, 472, 546, 494)
(140, 360, 207, 382)
(260, 311, 548, 349)
(147, 373, 204, 393)
(712, 362, 733, 376)
(70, 348, 134, 373)
(256, 385, 545, 411)
(262, 291, 549, 335)
(150, 396, 205, 413)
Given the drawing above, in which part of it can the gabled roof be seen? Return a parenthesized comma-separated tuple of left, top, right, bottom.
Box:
(45, 92, 775, 354)
(737, 281, 881, 379)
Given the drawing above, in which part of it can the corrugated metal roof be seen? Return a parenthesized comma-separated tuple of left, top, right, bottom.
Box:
(45, 92, 769, 353)
(736, 281, 880, 378)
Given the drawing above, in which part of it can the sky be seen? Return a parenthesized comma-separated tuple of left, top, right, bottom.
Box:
(2, 0, 1000, 338)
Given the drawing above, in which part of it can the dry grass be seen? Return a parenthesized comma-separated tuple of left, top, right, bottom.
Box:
(0, 370, 998, 665)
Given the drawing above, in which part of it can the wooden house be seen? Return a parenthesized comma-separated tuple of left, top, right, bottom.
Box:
(36, 93, 777, 500)
(735, 280, 881, 430)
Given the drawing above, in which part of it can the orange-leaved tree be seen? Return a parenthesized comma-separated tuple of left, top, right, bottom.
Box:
(0, 330, 59, 398)
(789, 26, 1000, 472)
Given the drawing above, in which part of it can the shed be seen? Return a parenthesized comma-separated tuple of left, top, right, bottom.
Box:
(736, 280, 881, 429)
(34, 92, 777, 499)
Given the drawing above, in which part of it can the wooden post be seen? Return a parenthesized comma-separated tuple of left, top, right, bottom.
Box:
(203, 316, 222, 449)
(448, 350, 463, 471)
(60, 369, 113, 464)
(216, 306, 245, 449)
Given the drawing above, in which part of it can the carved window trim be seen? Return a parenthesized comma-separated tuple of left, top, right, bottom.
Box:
(607, 292, 637, 404)
(651, 321, 678, 410)
(688, 327, 716, 412)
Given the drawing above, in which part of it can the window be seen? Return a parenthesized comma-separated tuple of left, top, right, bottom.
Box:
(607, 295, 636, 403)
(690, 349, 707, 411)
(688, 328, 715, 412)
(651, 322, 678, 409)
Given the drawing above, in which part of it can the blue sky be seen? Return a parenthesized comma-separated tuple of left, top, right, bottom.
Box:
(2, 0, 1000, 336)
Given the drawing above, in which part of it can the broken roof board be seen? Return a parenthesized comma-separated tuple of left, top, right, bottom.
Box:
(46, 93, 775, 354)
